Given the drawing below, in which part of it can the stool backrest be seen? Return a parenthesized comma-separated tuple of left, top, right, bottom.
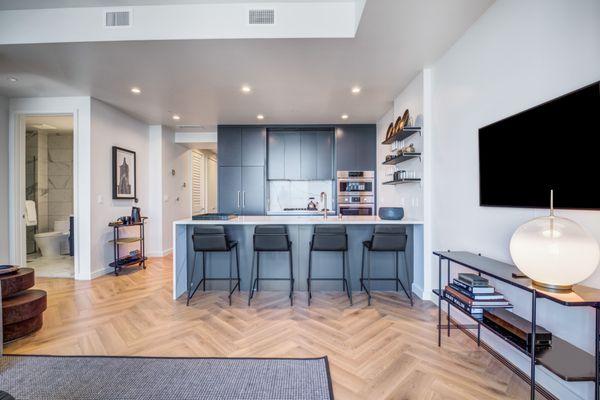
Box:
(312, 225, 347, 251)
(370, 225, 407, 251)
(254, 225, 290, 251)
(192, 225, 229, 251)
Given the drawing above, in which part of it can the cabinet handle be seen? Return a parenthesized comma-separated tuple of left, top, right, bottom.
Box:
(237, 191, 241, 208)
(242, 191, 246, 208)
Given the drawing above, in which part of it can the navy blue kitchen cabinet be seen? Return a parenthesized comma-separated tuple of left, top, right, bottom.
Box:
(316, 130, 334, 179)
(267, 131, 285, 180)
(218, 166, 242, 214)
(267, 129, 334, 180)
(335, 125, 376, 171)
(218, 126, 266, 215)
(300, 132, 317, 180)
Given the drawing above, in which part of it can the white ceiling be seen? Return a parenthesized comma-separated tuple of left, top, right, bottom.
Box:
(0, 0, 494, 127)
(0, 0, 356, 10)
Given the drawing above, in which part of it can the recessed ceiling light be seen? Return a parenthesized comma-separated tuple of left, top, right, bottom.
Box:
(172, 114, 181, 121)
(241, 85, 252, 93)
(256, 114, 265, 120)
(351, 86, 361, 94)
(130, 87, 141, 94)
(7, 76, 18, 83)
(341, 114, 349, 120)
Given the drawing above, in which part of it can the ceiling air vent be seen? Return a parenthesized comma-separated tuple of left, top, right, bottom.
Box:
(248, 9, 275, 25)
(105, 10, 131, 27)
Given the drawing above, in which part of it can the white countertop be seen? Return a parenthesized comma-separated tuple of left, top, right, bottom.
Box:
(174, 215, 424, 225)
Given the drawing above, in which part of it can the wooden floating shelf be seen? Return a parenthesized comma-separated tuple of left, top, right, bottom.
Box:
(108, 237, 143, 245)
(382, 179, 421, 185)
(433, 289, 595, 382)
(382, 127, 421, 145)
(382, 153, 421, 166)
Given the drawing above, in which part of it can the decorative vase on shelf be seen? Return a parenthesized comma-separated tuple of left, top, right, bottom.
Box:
(509, 191, 600, 291)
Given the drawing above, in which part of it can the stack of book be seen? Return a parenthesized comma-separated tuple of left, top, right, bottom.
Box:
(443, 273, 512, 318)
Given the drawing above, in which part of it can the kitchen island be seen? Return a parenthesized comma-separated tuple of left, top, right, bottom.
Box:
(172, 216, 424, 300)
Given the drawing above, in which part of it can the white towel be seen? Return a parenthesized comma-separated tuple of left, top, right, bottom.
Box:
(25, 200, 37, 227)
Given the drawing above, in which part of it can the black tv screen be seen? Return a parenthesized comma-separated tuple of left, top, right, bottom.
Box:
(479, 81, 600, 209)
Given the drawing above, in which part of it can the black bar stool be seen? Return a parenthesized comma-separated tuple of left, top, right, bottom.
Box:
(361, 225, 413, 306)
(248, 225, 294, 306)
(308, 225, 352, 306)
(187, 226, 240, 306)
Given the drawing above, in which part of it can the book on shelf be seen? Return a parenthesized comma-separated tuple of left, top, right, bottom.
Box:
(443, 289, 483, 315)
(452, 278, 494, 294)
(445, 286, 512, 308)
(448, 283, 504, 300)
(483, 309, 552, 352)
(458, 273, 489, 287)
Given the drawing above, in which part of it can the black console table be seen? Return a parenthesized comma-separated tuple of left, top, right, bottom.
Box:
(434, 251, 600, 400)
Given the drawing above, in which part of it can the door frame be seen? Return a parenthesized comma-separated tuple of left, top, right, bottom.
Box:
(9, 97, 92, 280)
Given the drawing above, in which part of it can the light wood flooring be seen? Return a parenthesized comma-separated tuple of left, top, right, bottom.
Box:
(5, 257, 545, 399)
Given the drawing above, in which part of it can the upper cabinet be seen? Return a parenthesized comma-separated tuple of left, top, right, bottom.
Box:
(267, 129, 334, 180)
(335, 125, 376, 171)
(218, 126, 266, 167)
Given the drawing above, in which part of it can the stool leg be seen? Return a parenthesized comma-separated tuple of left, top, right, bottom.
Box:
(367, 251, 372, 306)
(236, 244, 241, 292)
(342, 251, 346, 292)
(289, 248, 294, 306)
(403, 251, 414, 307)
(256, 252, 260, 292)
(308, 249, 313, 306)
(202, 252, 206, 292)
(187, 251, 197, 306)
(345, 250, 353, 306)
(360, 246, 366, 292)
(248, 250, 256, 306)
(395, 252, 399, 292)
(228, 249, 233, 306)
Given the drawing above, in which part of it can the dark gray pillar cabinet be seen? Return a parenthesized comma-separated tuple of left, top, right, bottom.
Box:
(335, 125, 376, 171)
(217, 126, 266, 215)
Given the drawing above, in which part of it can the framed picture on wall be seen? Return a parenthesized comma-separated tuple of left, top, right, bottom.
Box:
(112, 146, 136, 200)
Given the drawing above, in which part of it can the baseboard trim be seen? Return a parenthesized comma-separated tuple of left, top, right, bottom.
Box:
(447, 315, 558, 400)
(91, 266, 114, 279)
(411, 282, 424, 299)
(147, 248, 172, 258)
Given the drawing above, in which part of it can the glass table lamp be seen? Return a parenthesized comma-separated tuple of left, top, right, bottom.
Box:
(509, 191, 600, 291)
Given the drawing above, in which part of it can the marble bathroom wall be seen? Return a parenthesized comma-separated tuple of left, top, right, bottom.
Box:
(47, 131, 73, 230)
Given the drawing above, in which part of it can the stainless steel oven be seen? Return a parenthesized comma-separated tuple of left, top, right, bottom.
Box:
(337, 171, 374, 215)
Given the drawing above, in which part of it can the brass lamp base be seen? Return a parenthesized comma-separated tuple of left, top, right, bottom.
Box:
(532, 280, 573, 293)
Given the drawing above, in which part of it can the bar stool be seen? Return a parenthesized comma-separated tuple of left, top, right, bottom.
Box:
(248, 225, 294, 306)
(308, 225, 352, 306)
(187, 226, 240, 306)
(361, 225, 413, 306)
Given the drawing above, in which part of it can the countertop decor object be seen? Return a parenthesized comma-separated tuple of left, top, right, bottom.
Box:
(378, 207, 404, 220)
(509, 190, 600, 291)
(0, 266, 19, 275)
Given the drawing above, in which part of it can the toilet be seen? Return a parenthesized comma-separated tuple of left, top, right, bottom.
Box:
(34, 220, 70, 257)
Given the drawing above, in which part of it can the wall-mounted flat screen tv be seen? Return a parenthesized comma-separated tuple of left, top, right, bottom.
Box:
(479, 81, 600, 209)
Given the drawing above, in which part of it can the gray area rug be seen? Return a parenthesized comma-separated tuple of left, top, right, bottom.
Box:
(0, 355, 334, 400)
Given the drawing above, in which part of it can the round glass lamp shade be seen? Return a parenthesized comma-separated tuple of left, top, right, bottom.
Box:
(510, 215, 600, 291)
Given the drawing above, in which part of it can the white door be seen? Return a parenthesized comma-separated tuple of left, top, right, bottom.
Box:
(207, 156, 218, 213)
(191, 151, 206, 215)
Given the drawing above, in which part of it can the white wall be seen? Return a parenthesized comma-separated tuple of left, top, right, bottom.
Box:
(90, 98, 149, 277)
(0, 96, 8, 263)
(161, 126, 191, 254)
(430, 0, 600, 398)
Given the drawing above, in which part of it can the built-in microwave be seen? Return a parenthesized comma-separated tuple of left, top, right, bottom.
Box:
(337, 171, 375, 195)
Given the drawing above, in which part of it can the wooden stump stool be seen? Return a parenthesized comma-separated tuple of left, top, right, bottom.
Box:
(0, 268, 47, 342)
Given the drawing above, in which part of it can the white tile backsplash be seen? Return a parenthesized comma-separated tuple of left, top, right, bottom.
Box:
(268, 180, 334, 211)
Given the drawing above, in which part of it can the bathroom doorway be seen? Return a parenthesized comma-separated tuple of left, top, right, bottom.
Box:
(24, 115, 74, 278)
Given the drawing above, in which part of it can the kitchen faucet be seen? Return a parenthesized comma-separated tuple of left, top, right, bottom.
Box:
(320, 192, 328, 220)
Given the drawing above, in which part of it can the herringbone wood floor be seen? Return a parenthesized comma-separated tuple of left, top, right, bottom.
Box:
(5, 257, 543, 399)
